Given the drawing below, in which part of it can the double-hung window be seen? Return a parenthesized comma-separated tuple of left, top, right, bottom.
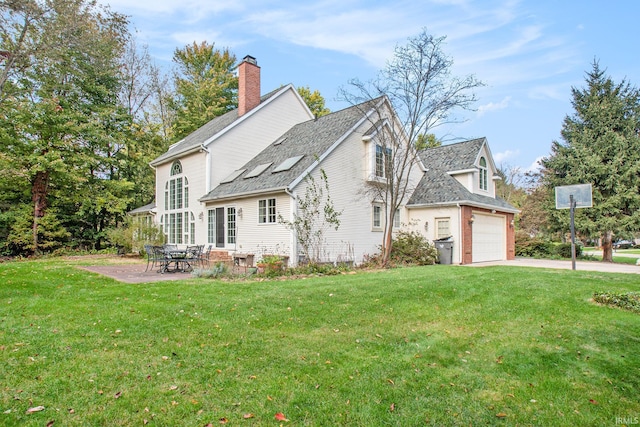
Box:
(436, 218, 451, 240)
(479, 157, 488, 191)
(258, 198, 276, 224)
(375, 144, 392, 178)
(372, 204, 383, 231)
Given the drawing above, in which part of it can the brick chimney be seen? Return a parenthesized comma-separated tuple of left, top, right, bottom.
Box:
(238, 55, 260, 116)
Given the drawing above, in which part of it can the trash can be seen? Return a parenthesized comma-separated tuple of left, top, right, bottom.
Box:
(434, 237, 454, 265)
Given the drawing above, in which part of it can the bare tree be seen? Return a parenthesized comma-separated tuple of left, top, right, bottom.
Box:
(340, 28, 483, 265)
(496, 163, 526, 206)
(119, 39, 155, 120)
(0, 0, 43, 102)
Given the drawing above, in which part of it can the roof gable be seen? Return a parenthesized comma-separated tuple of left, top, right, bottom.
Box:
(150, 85, 296, 167)
(200, 98, 380, 201)
(419, 137, 486, 172)
(409, 138, 518, 212)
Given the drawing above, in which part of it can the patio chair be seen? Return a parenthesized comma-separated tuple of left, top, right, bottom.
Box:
(185, 245, 203, 270)
(152, 245, 169, 272)
(199, 245, 212, 269)
(145, 244, 165, 272)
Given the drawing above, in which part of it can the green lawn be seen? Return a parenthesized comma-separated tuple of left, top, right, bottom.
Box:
(2, 258, 640, 426)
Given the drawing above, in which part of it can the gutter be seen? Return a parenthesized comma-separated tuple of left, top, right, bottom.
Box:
(150, 144, 207, 167)
(199, 187, 289, 203)
(407, 200, 520, 214)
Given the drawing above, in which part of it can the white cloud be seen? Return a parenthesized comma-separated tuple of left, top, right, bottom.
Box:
(494, 149, 519, 163)
(477, 96, 511, 117)
(525, 156, 544, 173)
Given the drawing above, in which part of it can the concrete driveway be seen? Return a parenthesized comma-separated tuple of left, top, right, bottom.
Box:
(467, 257, 640, 274)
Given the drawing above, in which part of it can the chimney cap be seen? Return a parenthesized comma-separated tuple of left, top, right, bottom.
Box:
(242, 55, 257, 65)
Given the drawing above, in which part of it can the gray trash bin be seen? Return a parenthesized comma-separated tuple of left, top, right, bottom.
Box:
(434, 238, 453, 265)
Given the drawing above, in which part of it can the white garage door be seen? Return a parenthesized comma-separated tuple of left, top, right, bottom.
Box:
(472, 213, 506, 262)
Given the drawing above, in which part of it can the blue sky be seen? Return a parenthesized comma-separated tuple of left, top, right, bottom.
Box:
(102, 0, 640, 174)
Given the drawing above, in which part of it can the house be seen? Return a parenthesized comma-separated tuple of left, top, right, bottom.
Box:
(142, 55, 517, 266)
(407, 139, 519, 264)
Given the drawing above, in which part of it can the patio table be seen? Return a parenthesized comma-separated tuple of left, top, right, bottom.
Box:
(159, 248, 192, 273)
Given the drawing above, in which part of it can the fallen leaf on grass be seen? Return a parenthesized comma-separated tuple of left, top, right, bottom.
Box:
(219, 417, 228, 424)
(243, 413, 254, 419)
(26, 406, 45, 414)
(274, 412, 289, 421)
(114, 391, 122, 399)
(390, 403, 396, 412)
(46, 420, 54, 427)
(496, 412, 507, 418)
(589, 399, 598, 405)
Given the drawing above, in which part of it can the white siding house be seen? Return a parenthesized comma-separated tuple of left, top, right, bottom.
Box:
(141, 56, 518, 266)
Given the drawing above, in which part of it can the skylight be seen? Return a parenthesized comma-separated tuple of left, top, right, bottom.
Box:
(220, 169, 246, 183)
(244, 162, 272, 178)
(273, 136, 287, 146)
(273, 155, 304, 173)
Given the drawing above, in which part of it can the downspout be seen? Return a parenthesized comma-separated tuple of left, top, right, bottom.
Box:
(456, 203, 462, 265)
(285, 189, 298, 266)
(201, 144, 211, 193)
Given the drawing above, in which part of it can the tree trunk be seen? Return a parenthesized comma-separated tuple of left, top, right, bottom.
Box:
(382, 228, 393, 267)
(601, 230, 613, 263)
(31, 170, 49, 254)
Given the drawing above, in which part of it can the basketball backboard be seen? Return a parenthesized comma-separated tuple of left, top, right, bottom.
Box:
(555, 183, 592, 209)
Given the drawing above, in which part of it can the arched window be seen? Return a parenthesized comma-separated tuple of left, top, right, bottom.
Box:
(479, 157, 488, 191)
(171, 161, 182, 176)
(164, 161, 192, 244)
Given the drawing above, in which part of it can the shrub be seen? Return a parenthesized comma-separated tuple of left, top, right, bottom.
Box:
(106, 220, 165, 255)
(515, 231, 554, 257)
(593, 291, 640, 314)
(555, 242, 583, 258)
(191, 262, 228, 279)
(390, 231, 438, 266)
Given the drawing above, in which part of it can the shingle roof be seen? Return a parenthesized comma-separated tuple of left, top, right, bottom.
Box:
(128, 201, 156, 215)
(150, 86, 286, 166)
(407, 138, 518, 212)
(200, 98, 380, 201)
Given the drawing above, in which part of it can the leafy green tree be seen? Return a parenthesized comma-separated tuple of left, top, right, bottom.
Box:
(416, 133, 441, 149)
(297, 86, 330, 118)
(541, 61, 640, 262)
(0, 0, 130, 254)
(170, 42, 237, 140)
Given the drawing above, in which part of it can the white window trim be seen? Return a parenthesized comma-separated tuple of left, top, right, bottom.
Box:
(435, 217, 451, 240)
(479, 157, 488, 192)
(372, 203, 383, 231)
(258, 198, 277, 224)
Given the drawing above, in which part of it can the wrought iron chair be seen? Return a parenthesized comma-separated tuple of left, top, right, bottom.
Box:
(199, 245, 212, 269)
(145, 244, 165, 272)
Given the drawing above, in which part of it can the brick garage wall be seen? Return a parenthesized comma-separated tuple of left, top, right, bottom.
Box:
(460, 206, 516, 264)
(461, 206, 474, 265)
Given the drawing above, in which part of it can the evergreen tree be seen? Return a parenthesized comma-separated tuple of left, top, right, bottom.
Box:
(541, 61, 640, 262)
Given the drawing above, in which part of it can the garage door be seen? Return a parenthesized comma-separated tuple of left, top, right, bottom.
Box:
(472, 213, 506, 262)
